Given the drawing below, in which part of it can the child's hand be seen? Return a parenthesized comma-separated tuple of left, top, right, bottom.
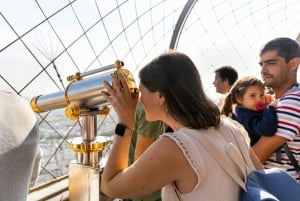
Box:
(265, 94, 272, 104)
(269, 99, 279, 107)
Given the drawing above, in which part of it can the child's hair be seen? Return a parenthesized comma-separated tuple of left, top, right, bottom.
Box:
(220, 76, 265, 116)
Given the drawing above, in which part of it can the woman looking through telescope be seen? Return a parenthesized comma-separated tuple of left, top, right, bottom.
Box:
(100, 51, 263, 201)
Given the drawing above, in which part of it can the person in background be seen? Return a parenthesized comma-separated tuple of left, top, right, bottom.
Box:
(124, 102, 164, 201)
(0, 91, 39, 201)
(213, 65, 238, 107)
(252, 37, 300, 182)
(101, 51, 262, 201)
(220, 76, 277, 146)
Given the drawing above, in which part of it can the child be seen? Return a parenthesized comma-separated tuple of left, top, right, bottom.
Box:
(221, 76, 277, 146)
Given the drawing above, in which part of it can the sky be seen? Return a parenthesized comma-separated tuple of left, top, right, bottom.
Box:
(1, 0, 300, 102)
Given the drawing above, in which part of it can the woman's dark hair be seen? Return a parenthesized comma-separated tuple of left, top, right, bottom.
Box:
(139, 51, 220, 129)
(220, 76, 264, 116)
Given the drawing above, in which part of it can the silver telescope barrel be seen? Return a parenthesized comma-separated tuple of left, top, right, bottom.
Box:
(66, 64, 117, 81)
(31, 70, 113, 113)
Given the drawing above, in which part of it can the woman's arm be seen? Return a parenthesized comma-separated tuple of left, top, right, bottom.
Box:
(134, 136, 156, 161)
(101, 136, 189, 198)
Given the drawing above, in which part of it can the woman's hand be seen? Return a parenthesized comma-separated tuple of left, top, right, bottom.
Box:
(101, 71, 138, 128)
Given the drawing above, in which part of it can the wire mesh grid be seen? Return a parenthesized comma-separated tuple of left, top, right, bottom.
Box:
(0, 0, 186, 186)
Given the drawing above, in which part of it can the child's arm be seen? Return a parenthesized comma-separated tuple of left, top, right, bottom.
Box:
(250, 105, 277, 136)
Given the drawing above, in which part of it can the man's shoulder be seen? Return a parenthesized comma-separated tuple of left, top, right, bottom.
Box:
(283, 86, 300, 96)
(280, 87, 300, 103)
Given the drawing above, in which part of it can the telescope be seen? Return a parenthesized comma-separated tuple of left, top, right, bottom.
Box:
(31, 60, 138, 121)
(30, 60, 138, 201)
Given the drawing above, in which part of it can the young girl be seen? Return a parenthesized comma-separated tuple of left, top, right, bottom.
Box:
(221, 76, 277, 146)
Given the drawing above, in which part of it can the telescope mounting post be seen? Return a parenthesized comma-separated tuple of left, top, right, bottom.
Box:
(68, 109, 110, 201)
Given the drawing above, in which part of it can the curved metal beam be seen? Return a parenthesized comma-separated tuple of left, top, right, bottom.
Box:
(296, 32, 300, 44)
(169, 0, 198, 49)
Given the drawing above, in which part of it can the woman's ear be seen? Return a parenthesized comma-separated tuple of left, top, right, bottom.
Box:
(156, 92, 165, 106)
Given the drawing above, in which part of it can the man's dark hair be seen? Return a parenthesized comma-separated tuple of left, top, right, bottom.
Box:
(214, 66, 238, 85)
(260, 37, 300, 63)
